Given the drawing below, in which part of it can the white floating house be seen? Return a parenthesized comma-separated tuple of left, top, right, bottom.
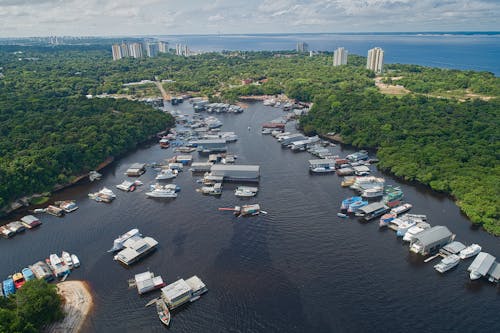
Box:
(209, 164, 260, 182)
(409, 226, 454, 255)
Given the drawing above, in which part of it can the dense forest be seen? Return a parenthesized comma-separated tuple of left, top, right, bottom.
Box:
(0, 279, 63, 332)
(0, 45, 498, 234)
(0, 47, 174, 211)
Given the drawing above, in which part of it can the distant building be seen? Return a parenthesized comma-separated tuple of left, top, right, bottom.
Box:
(111, 44, 122, 61)
(333, 47, 348, 66)
(367, 47, 384, 73)
(175, 44, 190, 56)
(146, 42, 159, 57)
(158, 41, 169, 53)
(120, 42, 130, 57)
(296, 42, 309, 53)
(128, 43, 144, 58)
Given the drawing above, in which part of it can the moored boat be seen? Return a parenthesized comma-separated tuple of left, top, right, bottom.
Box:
(57, 200, 78, 213)
(156, 298, 171, 326)
(61, 251, 73, 269)
(2, 278, 15, 296)
(347, 200, 368, 214)
(21, 267, 35, 281)
(155, 168, 178, 180)
(390, 203, 412, 215)
(71, 254, 81, 268)
(108, 228, 142, 252)
(379, 213, 397, 228)
(12, 272, 26, 289)
(46, 205, 64, 217)
(361, 187, 384, 198)
(459, 244, 482, 260)
(235, 186, 258, 197)
(146, 188, 177, 198)
(434, 254, 460, 273)
(340, 196, 362, 211)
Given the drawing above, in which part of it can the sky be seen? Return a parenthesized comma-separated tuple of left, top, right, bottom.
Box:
(0, 0, 499, 37)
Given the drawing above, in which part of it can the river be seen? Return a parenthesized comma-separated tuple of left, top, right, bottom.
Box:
(0, 102, 498, 332)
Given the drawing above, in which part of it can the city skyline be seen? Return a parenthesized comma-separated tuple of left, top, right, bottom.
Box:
(0, 0, 499, 37)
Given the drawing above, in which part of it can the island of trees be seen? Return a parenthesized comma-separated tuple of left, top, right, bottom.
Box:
(0, 44, 498, 235)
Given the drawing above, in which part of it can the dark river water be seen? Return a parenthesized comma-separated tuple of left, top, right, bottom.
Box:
(0, 102, 498, 332)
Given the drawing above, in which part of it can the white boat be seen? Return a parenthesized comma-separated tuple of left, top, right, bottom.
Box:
(50, 254, 62, 267)
(100, 187, 116, 198)
(146, 188, 178, 198)
(71, 254, 80, 268)
(396, 219, 417, 237)
(155, 169, 178, 180)
(434, 254, 460, 273)
(361, 187, 384, 198)
(234, 186, 258, 197)
(61, 251, 73, 269)
(459, 244, 482, 259)
(116, 180, 134, 191)
(89, 170, 102, 181)
(199, 183, 222, 195)
(402, 223, 431, 242)
(310, 167, 336, 173)
(108, 228, 142, 252)
(390, 203, 412, 215)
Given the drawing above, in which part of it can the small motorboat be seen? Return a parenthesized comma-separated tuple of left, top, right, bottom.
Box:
(71, 254, 80, 268)
(61, 251, 73, 269)
(156, 299, 171, 326)
(155, 169, 178, 180)
(459, 244, 482, 260)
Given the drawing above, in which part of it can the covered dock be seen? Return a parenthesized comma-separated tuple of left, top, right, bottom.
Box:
(210, 164, 260, 182)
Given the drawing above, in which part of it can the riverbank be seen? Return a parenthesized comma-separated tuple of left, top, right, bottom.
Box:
(46, 281, 93, 333)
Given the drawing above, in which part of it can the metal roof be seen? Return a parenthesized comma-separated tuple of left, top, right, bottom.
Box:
(468, 252, 496, 276)
(352, 165, 370, 172)
(488, 262, 500, 280)
(413, 226, 452, 246)
(211, 165, 260, 172)
(129, 163, 146, 169)
(309, 159, 336, 165)
(161, 279, 192, 301)
(185, 275, 206, 292)
(358, 202, 387, 214)
(21, 215, 39, 223)
(441, 241, 466, 254)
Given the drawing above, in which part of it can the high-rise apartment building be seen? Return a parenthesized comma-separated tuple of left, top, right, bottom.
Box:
(120, 42, 130, 57)
(146, 42, 159, 57)
(128, 43, 144, 58)
(296, 42, 309, 53)
(367, 47, 384, 73)
(111, 44, 122, 60)
(333, 47, 348, 66)
(158, 41, 169, 53)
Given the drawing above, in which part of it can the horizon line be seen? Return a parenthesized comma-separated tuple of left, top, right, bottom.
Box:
(1, 31, 499, 39)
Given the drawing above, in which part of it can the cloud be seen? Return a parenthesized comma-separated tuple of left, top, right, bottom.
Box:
(0, 0, 498, 36)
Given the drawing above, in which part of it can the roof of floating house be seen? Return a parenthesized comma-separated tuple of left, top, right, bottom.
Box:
(413, 226, 452, 246)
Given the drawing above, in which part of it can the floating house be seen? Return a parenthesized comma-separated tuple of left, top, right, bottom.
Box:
(308, 159, 336, 173)
(133, 271, 166, 294)
(209, 165, 260, 182)
(190, 162, 213, 172)
(467, 252, 497, 281)
(161, 279, 193, 310)
(161, 276, 208, 309)
(125, 163, 146, 176)
(191, 139, 227, 153)
(175, 155, 193, 165)
(440, 241, 466, 256)
(357, 202, 389, 221)
(20, 215, 42, 229)
(114, 236, 158, 266)
(409, 226, 454, 255)
(352, 165, 371, 176)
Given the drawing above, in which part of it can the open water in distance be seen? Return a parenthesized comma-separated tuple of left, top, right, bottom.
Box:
(162, 33, 500, 75)
(0, 102, 498, 332)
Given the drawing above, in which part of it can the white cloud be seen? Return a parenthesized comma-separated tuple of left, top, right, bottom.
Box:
(0, 0, 498, 36)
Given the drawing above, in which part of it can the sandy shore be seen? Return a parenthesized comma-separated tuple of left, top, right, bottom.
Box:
(46, 281, 93, 333)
